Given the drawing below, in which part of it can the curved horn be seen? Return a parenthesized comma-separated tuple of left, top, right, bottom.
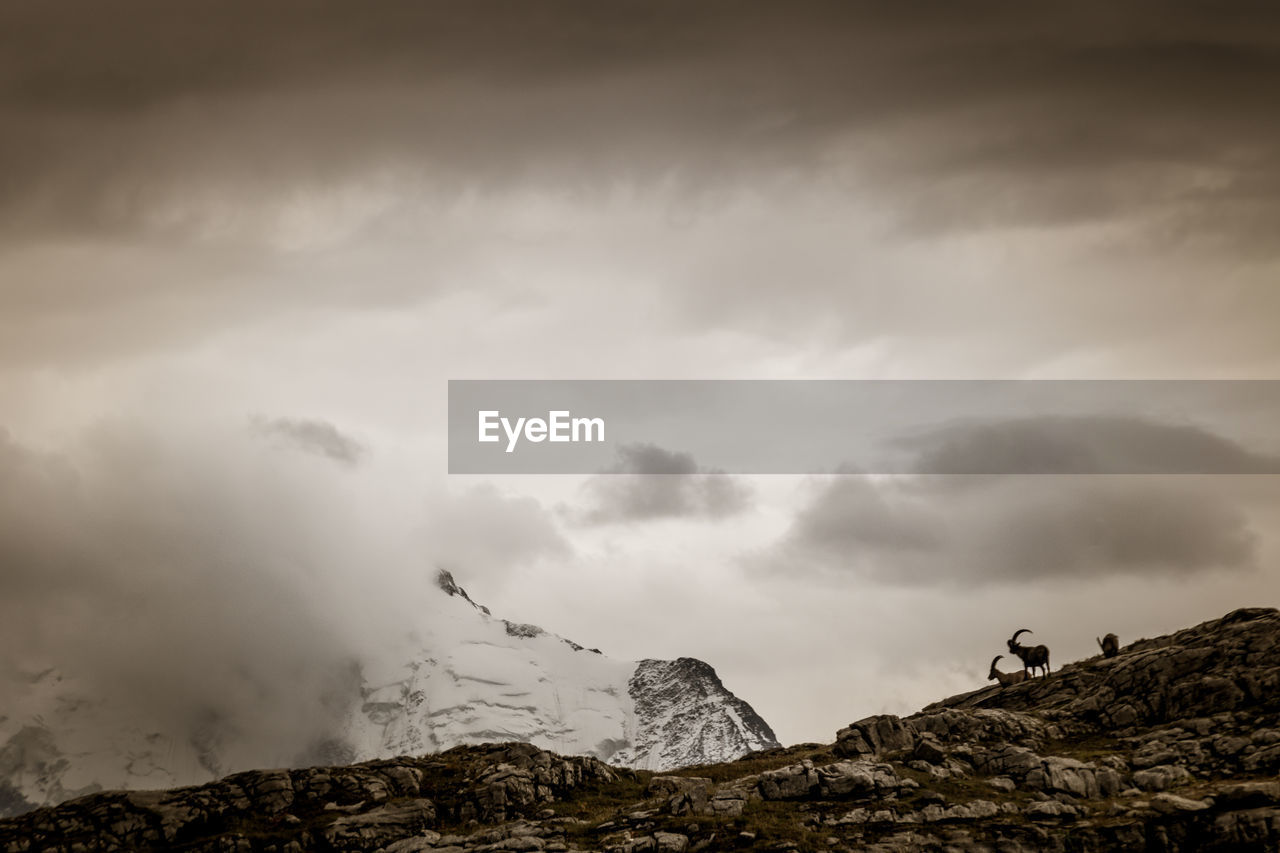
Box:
(1011, 628, 1032, 642)
(990, 655, 1003, 669)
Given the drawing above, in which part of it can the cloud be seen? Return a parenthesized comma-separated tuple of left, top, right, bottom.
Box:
(3, 3, 1280, 380)
(904, 416, 1280, 475)
(0, 421, 490, 774)
(423, 484, 571, 579)
(763, 474, 1257, 587)
(3, 2, 1280, 756)
(759, 416, 1269, 585)
(0, 426, 358, 759)
(569, 443, 752, 525)
(252, 416, 367, 466)
(1, 2, 1278, 252)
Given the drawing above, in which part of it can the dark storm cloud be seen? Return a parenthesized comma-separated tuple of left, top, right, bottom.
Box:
(4, 1, 1280, 376)
(570, 443, 752, 525)
(1, 1, 1279, 246)
(762, 417, 1267, 585)
(252, 416, 366, 466)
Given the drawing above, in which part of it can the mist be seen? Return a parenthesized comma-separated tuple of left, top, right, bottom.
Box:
(0, 421, 441, 768)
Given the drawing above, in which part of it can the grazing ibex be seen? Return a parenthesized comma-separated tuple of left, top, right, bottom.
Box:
(1097, 633, 1119, 658)
(1007, 629, 1051, 679)
(988, 655, 1029, 688)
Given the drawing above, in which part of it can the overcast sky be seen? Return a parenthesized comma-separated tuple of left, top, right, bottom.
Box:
(3, 1, 1280, 747)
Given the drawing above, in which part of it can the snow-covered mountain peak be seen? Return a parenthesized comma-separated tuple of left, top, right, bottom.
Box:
(1, 572, 779, 817)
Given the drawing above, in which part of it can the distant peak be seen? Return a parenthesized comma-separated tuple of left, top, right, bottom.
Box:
(434, 568, 490, 615)
(435, 568, 461, 596)
(434, 568, 600, 653)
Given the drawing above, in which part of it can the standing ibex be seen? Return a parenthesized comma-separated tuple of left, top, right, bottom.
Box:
(1096, 633, 1119, 658)
(1007, 629, 1051, 679)
(988, 655, 1029, 687)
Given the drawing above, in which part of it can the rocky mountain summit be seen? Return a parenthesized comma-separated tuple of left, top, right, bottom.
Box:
(4, 606, 1280, 852)
(612, 660, 778, 772)
(345, 571, 778, 775)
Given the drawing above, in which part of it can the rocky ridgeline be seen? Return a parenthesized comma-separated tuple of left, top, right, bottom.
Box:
(4, 607, 1280, 852)
(0, 743, 617, 853)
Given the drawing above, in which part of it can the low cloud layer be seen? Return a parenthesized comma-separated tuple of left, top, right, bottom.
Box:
(0, 423, 446, 769)
(569, 443, 752, 525)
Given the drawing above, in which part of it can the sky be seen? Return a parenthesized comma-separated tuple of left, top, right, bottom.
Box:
(2, 1, 1280, 748)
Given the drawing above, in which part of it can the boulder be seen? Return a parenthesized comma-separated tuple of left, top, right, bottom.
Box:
(1132, 765, 1194, 792)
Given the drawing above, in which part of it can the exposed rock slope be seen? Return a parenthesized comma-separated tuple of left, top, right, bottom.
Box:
(614, 659, 779, 771)
(5, 607, 1280, 852)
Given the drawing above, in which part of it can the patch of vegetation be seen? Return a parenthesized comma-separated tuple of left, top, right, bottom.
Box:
(554, 784, 828, 852)
(548, 771, 652, 822)
(1044, 731, 1129, 764)
(888, 764, 1033, 811)
(658, 743, 837, 785)
(732, 800, 823, 852)
(600, 802, 824, 853)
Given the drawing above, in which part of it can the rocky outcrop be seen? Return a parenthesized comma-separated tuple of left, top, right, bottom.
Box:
(809, 606, 1280, 851)
(612, 659, 780, 771)
(4, 607, 1280, 851)
(0, 743, 615, 852)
